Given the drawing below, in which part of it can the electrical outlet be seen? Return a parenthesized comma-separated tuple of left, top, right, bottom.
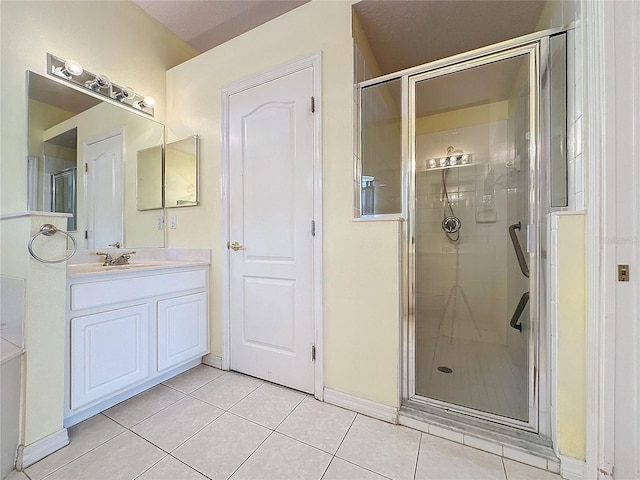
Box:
(157, 216, 164, 230)
(170, 215, 177, 229)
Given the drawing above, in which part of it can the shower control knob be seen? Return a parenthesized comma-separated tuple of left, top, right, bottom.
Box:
(442, 216, 461, 234)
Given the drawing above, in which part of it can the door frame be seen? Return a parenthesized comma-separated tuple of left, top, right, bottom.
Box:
(220, 52, 324, 399)
(584, 1, 640, 477)
(403, 42, 542, 432)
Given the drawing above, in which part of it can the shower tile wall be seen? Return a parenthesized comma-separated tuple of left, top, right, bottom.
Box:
(567, 28, 584, 210)
(414, 114, 529, 421)
(416, 120, 511, 343)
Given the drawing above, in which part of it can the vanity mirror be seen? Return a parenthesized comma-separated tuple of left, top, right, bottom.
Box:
(165, 135, 199, 208)
(27, 71, 165, 248)
(136, 145, 164, 211)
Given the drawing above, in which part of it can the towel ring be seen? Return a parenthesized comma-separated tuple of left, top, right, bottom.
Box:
(28, 223, 78, 264)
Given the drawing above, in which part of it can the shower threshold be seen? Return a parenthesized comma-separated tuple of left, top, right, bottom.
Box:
(398, 400, 559, 472)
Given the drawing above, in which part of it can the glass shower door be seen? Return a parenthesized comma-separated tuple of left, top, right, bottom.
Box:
(411, 48, 536, 426)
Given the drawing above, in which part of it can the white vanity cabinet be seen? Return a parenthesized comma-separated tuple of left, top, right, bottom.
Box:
(157, 292, 207, 372)
(70, 304, 150, 410)
(65, 264, 209, 426)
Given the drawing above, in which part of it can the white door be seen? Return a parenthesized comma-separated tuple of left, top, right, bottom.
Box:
(228, 67, 315, 393)
(85, 132, 123, 248)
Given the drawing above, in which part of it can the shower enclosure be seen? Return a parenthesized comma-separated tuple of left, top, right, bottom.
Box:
(357, 30, 567, 433)
(411, 48, 535, 426)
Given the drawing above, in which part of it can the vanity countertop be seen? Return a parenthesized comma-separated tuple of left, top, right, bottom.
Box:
(67, 248, 211, 278)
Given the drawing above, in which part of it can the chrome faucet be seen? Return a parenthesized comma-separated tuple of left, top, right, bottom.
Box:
(96, 251, 137, 266)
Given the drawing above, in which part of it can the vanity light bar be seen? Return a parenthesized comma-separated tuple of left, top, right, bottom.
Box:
(47, 53, 155, 117)
(426, 153, 473, 171)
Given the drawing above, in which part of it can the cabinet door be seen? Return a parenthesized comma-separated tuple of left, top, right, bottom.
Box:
(157, 292, 208, 372)
(70, 304, 149, 410)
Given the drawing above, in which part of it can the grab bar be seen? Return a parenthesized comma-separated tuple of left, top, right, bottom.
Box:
(508, 222, 529, 278)
(28, 223, 77, 264)
(510, 291, 529, 331)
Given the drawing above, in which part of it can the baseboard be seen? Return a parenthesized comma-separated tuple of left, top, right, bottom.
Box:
(16, 428, 69, 470)
(559, 455, 586, 480)
(323, 388, 397, 423)
(202, 354, 223, 369)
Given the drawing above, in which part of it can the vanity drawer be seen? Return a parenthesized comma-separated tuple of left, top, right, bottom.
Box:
(70, 269, 207, 311)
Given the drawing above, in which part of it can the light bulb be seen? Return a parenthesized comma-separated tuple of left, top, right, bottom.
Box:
(85, 74, 110, 91)
(64, 60, 83, 76)
(54, 59, 83, 79)
(115, 86, 136, 101)
(140, 96, 155, 108)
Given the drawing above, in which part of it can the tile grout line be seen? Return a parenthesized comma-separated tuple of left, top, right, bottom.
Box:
(104, 385, 187, 429)
(271, 392, 308, 431)
(165, 452, 215, 480)
(129, 451, 168, 480)
(501, 456, 509, 480)
(33, 427, 130, 480)
(161, 371, 228, 396)
(224, 429, 277, 480)
(329, 457, 396, 480)
(333, 412, 359, 455)
(331, 413, 397, 478)
(413, 432, 422, 480)
(186, 375, 265, 413)
(125, 423, 213, 479)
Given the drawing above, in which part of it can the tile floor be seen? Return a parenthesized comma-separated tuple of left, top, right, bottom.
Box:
(8, 365, 562, 480)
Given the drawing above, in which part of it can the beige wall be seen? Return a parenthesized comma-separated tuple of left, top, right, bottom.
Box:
(0, 0, 195, 447)
(43, 102, 165, 248)
(0, 0, 588, 461)
(166, 0, 401, 407)
(555, 213, 587, 460)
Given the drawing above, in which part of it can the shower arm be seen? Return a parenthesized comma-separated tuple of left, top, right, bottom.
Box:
(508, 222, 529, 278)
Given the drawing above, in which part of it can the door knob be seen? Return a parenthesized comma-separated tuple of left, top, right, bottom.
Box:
(227, 241, 243, 251)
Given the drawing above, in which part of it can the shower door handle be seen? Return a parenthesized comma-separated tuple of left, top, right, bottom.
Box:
(510, 291, 529, 331)
(508, 222, 529, 278)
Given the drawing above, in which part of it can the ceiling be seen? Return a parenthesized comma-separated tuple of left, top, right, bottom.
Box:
(132, 0, 309, 53)
(132, 0, 548, 73)
(353, 0, 547, 75)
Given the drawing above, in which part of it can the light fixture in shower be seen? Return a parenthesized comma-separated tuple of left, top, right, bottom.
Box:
(426, 148, 473, 171)
(46, 53, 155, 117)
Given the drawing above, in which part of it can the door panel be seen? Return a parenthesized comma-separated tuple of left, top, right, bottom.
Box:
(243, 276, 296, 353)
(85, 133, 123, 249)
(157, 292, 208, 372)
(229, 67, 315, 393)
(70, 304, 149, 409)
(411, 49, 536, 427)
(243, 105, 296, 261)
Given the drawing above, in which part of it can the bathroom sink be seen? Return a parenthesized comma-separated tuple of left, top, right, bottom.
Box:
(67, 260, 204, 276)
(101, 262, 164, 271)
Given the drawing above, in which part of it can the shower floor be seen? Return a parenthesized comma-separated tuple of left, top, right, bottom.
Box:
(415, 325, 529, 422)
